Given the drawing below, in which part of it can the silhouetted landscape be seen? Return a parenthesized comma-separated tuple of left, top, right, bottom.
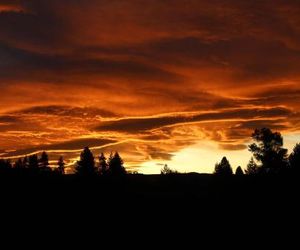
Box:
(2, 1, 300, 242)
(1, 128, 299, 211)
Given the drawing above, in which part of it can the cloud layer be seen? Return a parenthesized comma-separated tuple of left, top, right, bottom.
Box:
(1, 0, 300, 172)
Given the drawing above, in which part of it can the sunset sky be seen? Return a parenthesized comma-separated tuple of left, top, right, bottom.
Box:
(1, 0, 300, 173)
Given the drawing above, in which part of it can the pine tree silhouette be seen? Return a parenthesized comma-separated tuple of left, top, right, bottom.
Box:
(40, 151, 51, 171)
(160, 164, 178, 175)
(75, 147, 96, 175)
(22, 156, 29, 168)
(235, 166, 244, 176)
(108, 152, 126, 176)
(28, 154, 39, 169)
(245, 157, 259, 175)
(14, 158, 24, 169)
(98, 153, 108, 175)
(57, 156, 65, 175)
(214, 157, 233, 175)
(0, 159, 12, 171)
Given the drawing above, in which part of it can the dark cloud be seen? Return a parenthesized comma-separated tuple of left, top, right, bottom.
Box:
(233, 119, 290, 131)
(95, 107, 292, 133)
(0, 43, 182, 85)
(16, 105, 117, 118)
(0, 115, 46, 132)
(0, 115, 19, 123)
(43, 138, 115, 151)
(140, 133, 171, 141)
(221, 120, 289, 143)
(0, 2, 66, 50)
(219, 144, 247, 151)
(126, 36, 300, 83)
(143, 145, 174, 161)
(72, 35, 300, 83)
(2, 138, 116, 158)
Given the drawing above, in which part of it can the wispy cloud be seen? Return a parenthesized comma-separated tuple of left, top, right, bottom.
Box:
(1, 0, 300, 172)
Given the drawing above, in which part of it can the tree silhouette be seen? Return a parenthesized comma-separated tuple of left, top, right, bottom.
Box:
(108, 152, 114, 167)
(22, 156, 29, 168)
(40, 151, 51, 171)
(160, 164, 178, 175)
(235, 166, 244, 176)
(75, 147, 96, 175)
(28, 154, 39, 169)
(108, 152, 126, 176)
(245, 157, 259, 175)
(14, 158, 24, 169)
(214, 157, 233, 175)
(161, 164, 172, 175)
(0, 159, 12, 171)
(249, 128, 288, 174)
(1, 128, 298, 179)
(57, 156, 65, 175)
(289, 143, 300, 173)
(98, 153, 108, 175)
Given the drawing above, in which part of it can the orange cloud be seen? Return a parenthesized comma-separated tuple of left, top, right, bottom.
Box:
(1, 0, 300, 172)
(0, 1, 23, 13)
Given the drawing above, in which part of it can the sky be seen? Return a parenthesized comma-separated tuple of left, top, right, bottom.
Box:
(0, 0, 300, 173)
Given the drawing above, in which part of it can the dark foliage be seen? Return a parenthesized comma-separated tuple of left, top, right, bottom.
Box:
(75, 147, 96, 175)
(57, 156, 65, 175)
(28, 154, 39, 169)
(98, 152, 108, 175)
(249, 128, 288, 174)
(40, 151, 51, 172)
(13, 158, 23, 169)
(22, 156, 29, 168)
(108, 152, 126, 176)
(245, 157, 259, 175)
(161, 164, 178, 175)
(0, 159, 12, 171)
(289, 143, 300, 173)
(214, 157, 233, 176)
(235, 166, 244, 176)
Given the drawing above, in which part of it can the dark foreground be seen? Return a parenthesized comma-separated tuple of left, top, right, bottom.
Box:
(1, 173, 299, 210)
(1, 172, 299, 244)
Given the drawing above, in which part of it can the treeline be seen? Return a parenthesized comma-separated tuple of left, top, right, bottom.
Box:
(0, 127, 299, 177)
(0, 147, 126, 176)
(213, 128, 300, 176)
